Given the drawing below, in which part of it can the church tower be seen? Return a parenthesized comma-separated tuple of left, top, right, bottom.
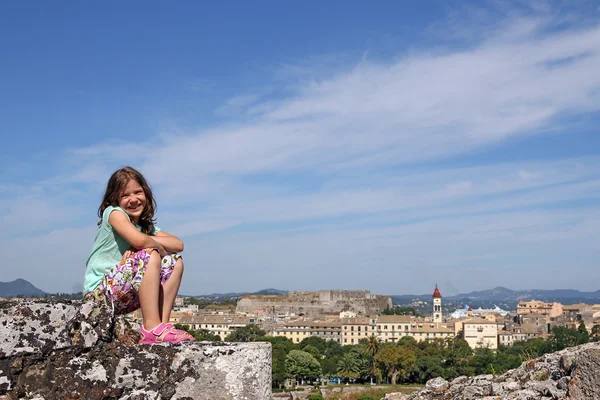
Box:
(432, 284, 442, 324)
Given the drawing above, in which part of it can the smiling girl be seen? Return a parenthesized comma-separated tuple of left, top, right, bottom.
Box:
(84, 166, 194, 344)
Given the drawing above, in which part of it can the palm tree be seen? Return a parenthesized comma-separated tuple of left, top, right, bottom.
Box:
(337, 353, 360, 383)
(358, 356, 372, 382)
(363, 335, 380, 384)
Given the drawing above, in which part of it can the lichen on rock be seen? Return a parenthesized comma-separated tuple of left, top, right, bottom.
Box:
(383, 342, 600, 400)
(0, 301, 271, 399)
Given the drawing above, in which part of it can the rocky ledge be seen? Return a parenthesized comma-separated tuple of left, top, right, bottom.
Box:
(384, 342, 600, 400)
(0, 301, 271, 400)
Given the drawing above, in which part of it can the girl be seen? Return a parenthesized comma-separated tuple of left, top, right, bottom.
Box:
(84, 166, 194, 344)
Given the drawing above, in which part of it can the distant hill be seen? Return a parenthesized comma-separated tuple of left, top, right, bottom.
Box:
(447, 287, 600, 302)
(253, 288, 288, 296)
(190, 288, 288, 299)
(0, 279, 46, 298)
(389, 286, 600, 305)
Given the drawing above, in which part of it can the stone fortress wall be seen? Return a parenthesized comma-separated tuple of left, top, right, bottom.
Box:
(236, 289, 392, 317)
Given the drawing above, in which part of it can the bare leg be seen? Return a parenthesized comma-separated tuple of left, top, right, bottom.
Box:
(138, 251, 162, 330)
(159, 258, 184, 324)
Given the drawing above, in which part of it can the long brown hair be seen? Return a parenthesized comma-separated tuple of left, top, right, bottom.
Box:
(97, 166, 157, 235)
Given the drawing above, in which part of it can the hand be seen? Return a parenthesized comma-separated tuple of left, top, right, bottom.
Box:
(156, 243, 167, 258)
(122, 247, 136, 262)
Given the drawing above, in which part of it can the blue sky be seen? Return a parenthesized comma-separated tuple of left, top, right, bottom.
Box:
(1, 1, 600, 296)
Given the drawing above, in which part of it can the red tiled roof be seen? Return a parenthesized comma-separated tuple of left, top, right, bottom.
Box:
(432, 286, 442, 298)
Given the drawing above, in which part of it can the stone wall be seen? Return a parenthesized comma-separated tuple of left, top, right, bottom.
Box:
(0, 301, 271, 399)
(237, 290, 392, 317)
(384, 342, 600, 400)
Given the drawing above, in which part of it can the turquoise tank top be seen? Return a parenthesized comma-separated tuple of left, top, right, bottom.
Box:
(83, 206, 159, 293)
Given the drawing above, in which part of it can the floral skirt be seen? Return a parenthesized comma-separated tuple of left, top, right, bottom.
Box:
(85, 249, 181, 315)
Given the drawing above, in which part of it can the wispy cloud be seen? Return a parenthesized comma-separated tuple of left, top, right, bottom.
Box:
(129, 17, 600, 193)
(215, 94, 262, 117)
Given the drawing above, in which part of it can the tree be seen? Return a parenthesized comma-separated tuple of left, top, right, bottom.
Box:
(193, 329, 222, 342)
(546, 326, 586, 352)
(303, 345, 322, 360)
(355, 356, 371, 383)
(398, 336, 419, 350)
(225, 325, 266, 342)
(577, 321, 590, 344)
(363, 335, 380, 384)
(285, 350, 322, 384)
(374, 346, 398, 382)
(299, 336, 328, 354)
(261, 336, 296, 388)
(336, 352, 361, 381)
(471, 347, 496, 375)
(443, 338, 473, 377)
(374, 345, 416, 384)
(591, 325, 600, 342)
(320, 355, 339, 377)
(261, 335, 297, 349)
(185, 298, 213, 308)
(382, 306, 423, 317)
(412, 355, 444, 383)
(324, 339, 343, 358)
(272, 344, 291, 388)
(395, 347, 418, 383)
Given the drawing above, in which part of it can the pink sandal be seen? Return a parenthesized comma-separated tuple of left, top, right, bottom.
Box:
(165, 323, 196, 342)
(139, 323, 195, 344)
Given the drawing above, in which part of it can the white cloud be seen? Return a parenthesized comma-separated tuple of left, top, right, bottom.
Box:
(518, 170, 540, 180)
(60, 16, 600, 194)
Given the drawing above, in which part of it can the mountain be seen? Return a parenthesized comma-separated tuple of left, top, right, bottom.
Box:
(189, 288, 288, 299)
(446, 287, 600, 302)
(0, 279, 46, 298)
(389, 286, 600, 305)
(252, 288, 288, 295)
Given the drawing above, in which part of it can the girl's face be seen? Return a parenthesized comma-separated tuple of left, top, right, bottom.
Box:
(118, 179, 147, 224)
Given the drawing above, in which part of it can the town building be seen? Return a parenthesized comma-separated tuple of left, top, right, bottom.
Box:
(178, 315, 258, 340)
(177, 304, 199, 313)
(562, 303, 593, 321)
(455, 317, 502, 349)
(271, 286, 456, 345)
(375, 315, 413, 343)
(520, 313, 549, 334)
(432, 285, 442, 324)
(340, 317, 372, 345)
(201, 304, 236, 315)
(408, 320, 454, 343)
(273, 319, 341, 343)
(517, 300, 562, 318)
(498, 330, 514, 346)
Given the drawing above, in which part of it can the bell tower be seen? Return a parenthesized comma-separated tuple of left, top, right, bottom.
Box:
(432, 284, 442, 324)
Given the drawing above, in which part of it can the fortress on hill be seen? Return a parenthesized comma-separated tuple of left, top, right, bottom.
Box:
(236, 289, 392, 317)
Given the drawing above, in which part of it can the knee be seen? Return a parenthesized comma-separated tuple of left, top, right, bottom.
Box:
(175, 258, 184, 275)
(148, 250, 161, 265)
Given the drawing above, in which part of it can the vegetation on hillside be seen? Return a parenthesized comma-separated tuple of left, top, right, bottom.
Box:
(381, 306, 423, 317)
